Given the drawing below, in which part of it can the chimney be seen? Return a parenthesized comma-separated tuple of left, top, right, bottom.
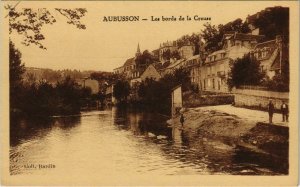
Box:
(276, 35, 283, 74)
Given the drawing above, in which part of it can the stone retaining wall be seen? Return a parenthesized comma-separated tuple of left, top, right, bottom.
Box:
(233, 88, 289, 110)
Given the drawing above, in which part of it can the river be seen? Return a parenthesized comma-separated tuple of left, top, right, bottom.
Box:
(10, 107, 286, 176)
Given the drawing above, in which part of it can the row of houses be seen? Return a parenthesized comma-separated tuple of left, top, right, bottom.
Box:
(113, 32, 287, 94)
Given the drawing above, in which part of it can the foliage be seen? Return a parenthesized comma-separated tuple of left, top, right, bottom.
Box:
(137, 68, 191, 115)
(200, 19, 250, 53)
(252, 7, 289, 43)
(90, 71, 121, 84)
(113, 80, 130, 103)
(9, 42, 94, 116)
(227, 54, 265, 89)
(161, 49, 181, 61)
(9, 41, 25, 86)
(17, 76, 93, 117)
(9, 41, 25, 111)
(136, 50, 159, 66)
(6, 5, 87, 49)
(200, 23, 221, 53)
(262, 60, 289, 92)
(176, 33, 202, 55)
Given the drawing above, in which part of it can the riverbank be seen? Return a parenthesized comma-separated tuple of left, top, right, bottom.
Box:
(167, 105, 289, 159)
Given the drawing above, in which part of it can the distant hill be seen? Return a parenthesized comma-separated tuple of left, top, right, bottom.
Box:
(23, 67, 108, 84)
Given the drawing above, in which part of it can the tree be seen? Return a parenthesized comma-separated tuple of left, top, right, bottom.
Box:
(176, 33, 201, 55)
(227, 54, 265, 89)
(162, 49, 171, 61)
(55, 76, 82, 114)
(9, 41, 25, 111)
(171, 50, 181, 60)
(200, 23, 222, 53)
(262, 60, 289, 92)
(252, 7, 289, 43)
(137, 68, 191, 115)
(6, 5, 87, 49)
(136, 50, 158, 66)
(113, 80, 130, 103)
(201, 19, 250, 53)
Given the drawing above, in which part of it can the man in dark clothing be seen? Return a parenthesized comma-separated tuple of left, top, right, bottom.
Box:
(268, 100, 274, 124)
(281, 101, 289, 122)
(180, 114, 185, 126)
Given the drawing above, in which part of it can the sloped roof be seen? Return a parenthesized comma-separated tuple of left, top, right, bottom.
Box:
(154, 61, 171, 70)
(234, 33, 264, 41)
(209, 49, 226, 56)
(270, 53, 280, 70)
(222, 32, 264, 42)
(123, 57, 135, 67)
(165, 59, 185, 69)
(113, 66, 124, 71)
(141, 64, 161, 77)
(253, 40, 278, 62)
(254, 40, 276, 50)
(186, 54, 200, 61)
(270, 45, 289, 71)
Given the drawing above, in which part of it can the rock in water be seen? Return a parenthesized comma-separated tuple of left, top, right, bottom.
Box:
(148, 132, 156, 137)
(157, 135, 167, 139)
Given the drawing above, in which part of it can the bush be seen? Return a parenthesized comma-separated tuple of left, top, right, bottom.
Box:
(227, 54, 265, 90)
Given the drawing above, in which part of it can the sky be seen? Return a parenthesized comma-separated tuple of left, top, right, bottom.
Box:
(8, 1, 290, 72)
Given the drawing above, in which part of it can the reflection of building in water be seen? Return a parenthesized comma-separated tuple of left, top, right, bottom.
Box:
(171, 85, 182, 117)
(172, 127, 183, 145)
(128, 113, 143, 135)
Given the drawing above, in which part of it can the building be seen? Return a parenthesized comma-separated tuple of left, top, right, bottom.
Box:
(186, 55, 202, 88)
(78, 77, 99, 94)
(161, 59, 185, 76)
(113, 66, 124, 75)
(251, 35, 288, 78)
(199, 32, 264, 92)
(178, 42, 195, 60)
(140, 64, 162, 81)
(113, 43, 143, 80)
(159, 41, 178, 62)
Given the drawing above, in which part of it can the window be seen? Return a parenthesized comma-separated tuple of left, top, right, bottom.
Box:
(262, 51, 267, 58)
(221, 53, 226, 58)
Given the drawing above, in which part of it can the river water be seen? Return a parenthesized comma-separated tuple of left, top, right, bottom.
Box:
(10, 107, 287, 176)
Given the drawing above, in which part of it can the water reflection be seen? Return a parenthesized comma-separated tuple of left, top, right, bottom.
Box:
(10, 107, 287, 176)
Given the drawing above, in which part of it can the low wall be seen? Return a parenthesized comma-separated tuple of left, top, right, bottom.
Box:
(183, 91, 234, 108)
(233, 88, 289, 111)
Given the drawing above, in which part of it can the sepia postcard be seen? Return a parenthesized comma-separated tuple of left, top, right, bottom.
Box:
(0, 1, 299, 186)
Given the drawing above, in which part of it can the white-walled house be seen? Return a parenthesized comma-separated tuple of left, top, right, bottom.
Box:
(199, 32, 264, 92)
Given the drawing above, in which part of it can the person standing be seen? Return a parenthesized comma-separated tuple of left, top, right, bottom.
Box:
(281, 101, 289, 122)
(268, 100, 274, 124)
(180, 114, 185, 126)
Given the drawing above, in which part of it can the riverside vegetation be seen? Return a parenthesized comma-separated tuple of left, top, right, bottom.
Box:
(10, 41, 97, 118)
